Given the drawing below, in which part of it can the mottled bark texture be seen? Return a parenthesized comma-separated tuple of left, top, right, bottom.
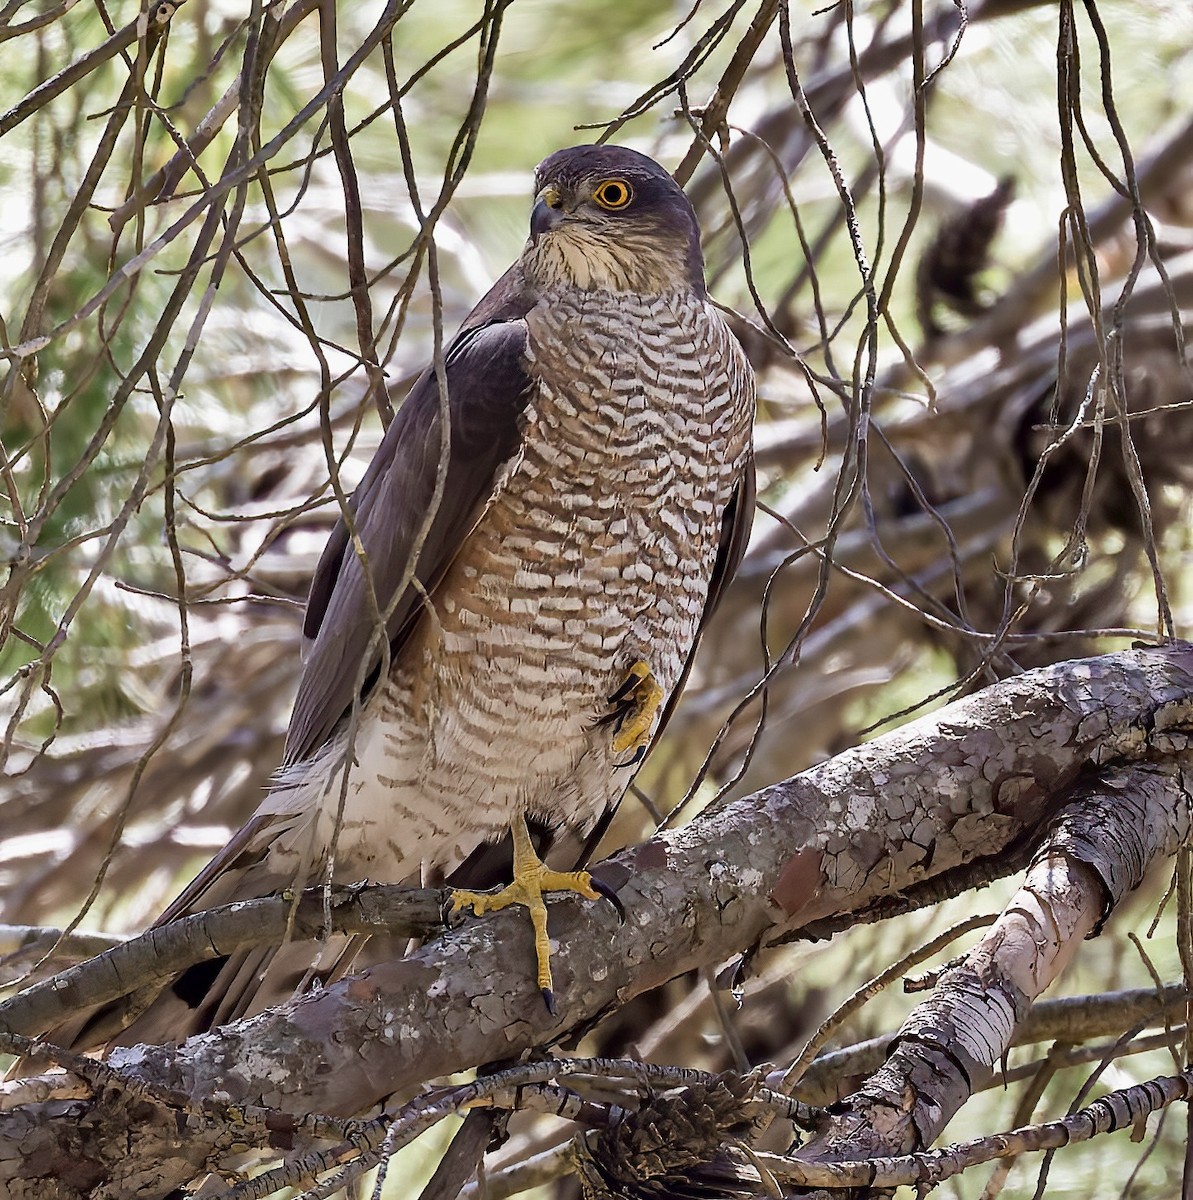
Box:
(3, 644, 1192, 1198)
(794, 980, 1188, 1109)
(792, 760, 1192, 1194)
(0, 887, 443, 1042)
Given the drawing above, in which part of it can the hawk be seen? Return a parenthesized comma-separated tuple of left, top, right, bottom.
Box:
(78, 143, 755, 1043)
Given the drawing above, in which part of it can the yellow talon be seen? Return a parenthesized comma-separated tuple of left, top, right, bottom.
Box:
(450, 814, 600, 1010)
(605, 659, 664, 756)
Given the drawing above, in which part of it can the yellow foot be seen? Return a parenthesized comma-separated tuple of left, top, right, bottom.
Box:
(600, 659, 665, 764)
(450, 815, 611, 1012)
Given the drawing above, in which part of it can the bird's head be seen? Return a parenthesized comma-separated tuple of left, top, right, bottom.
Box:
(521, 144, 705, 297)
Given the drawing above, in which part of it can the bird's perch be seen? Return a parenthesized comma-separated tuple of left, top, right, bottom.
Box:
(3, 644, 1193, 1198)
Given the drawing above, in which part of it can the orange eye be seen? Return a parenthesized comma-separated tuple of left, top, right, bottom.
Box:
(592, 179, 633, 211)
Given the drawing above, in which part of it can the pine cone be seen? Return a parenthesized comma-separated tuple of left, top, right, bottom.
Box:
(575, 1072, 765, 1199)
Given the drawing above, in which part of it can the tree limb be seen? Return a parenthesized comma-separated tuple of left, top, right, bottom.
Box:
(3, 644, 1193, 1197)
(0, 887, 442, 1040)
(781, 758, 1193, 1193)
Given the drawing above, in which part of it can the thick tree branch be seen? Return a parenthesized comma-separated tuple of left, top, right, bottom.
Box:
(793, 981, 1188, 1108)
(784, 758, 1192, 1194)
(4, 644, 1193, 1197)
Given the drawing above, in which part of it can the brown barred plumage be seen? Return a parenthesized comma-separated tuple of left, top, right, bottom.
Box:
(57, 144, 756, 1048)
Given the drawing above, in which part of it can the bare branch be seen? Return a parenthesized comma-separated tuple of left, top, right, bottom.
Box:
(4, 646, 1193, 1195)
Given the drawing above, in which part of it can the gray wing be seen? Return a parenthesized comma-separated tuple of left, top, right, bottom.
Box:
(285, 280, 536, 766)
(699, 455, 755, 629)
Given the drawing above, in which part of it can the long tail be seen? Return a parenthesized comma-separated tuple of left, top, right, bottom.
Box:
(45, 758, 416, 1052)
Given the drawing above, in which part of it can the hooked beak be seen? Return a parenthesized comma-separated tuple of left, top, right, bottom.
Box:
(530, 185, 564, 242)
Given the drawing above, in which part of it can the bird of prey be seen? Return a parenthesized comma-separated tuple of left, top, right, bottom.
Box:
(75, 143, 755, 1044)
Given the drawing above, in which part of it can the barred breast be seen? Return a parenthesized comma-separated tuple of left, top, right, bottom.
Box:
(296, 285, 753, 884)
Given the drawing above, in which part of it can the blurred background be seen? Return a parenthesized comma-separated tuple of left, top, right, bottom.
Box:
(1, 0, 1192, 1195)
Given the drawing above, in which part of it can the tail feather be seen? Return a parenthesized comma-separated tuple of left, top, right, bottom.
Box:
(32, 759, 533, 1056)
(39, 794, 356, 1052)
(103, 934, 364, 1048)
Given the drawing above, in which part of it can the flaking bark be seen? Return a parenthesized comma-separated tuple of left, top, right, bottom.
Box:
(4, 644, 1193, 1197)
(781, 759, 1193, 1195)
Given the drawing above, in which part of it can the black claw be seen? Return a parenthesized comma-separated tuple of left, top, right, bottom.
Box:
(614, 744, 647, 770)
(541, 987, 556, 1015)
(591, 877, 627, 925)
(607, 673, 640, 705)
